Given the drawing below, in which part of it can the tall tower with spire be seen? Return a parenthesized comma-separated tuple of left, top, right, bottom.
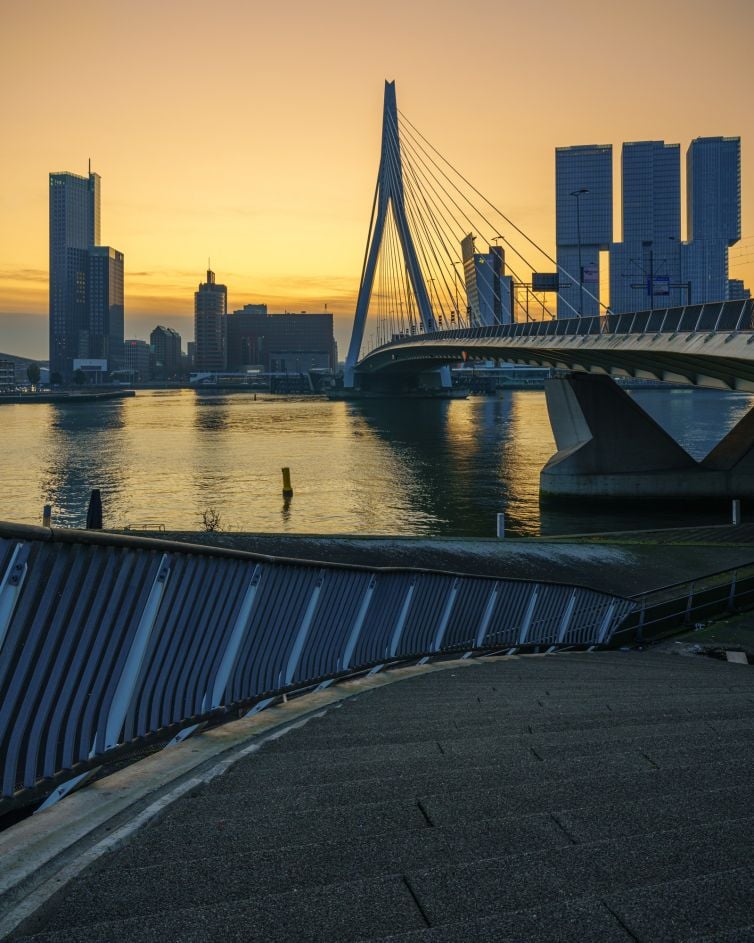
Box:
(194, 267, 227, 371)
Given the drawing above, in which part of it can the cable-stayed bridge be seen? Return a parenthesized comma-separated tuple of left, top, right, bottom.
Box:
(344, 82, 754, 500)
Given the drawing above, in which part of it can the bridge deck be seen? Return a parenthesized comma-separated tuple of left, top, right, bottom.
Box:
(12, 652, 754, 942)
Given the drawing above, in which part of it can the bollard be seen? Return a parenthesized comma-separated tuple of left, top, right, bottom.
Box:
(42, 504, 52, 527)
(496, 513, 505, 539)
(282, 467, 294, 498)
(85, 489, 103, 529)
(732, 499, 741, 526)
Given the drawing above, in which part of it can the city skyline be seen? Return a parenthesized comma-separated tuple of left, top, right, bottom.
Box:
(1, 0, 753, 359)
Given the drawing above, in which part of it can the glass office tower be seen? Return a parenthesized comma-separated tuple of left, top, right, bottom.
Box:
(49, 170, 100, 379)
(555, 145, 612, 317)
(610, 141, 682, 313)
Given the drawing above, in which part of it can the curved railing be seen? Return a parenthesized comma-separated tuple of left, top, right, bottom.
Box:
(366, 299, 754, 357)
(0, 523, 634, 805)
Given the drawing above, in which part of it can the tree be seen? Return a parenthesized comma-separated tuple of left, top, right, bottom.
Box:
(73, 369, 87, 386)
(26, 363, 40, 386)
(50, 371, 62, 386)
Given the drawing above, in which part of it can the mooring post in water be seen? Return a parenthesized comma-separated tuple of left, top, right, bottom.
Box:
(86, 489, 103, 529)
(282, 467, 294, 498)
(42, 504, 51, 527)
(496, 513, 505, 539)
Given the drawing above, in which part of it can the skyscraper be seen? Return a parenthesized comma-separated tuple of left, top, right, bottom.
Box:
(686, 136, 742, 304)
(194, 269, 227, 371)
(610, 141, 682, 312)
(150, 325, 182, 378)
(87, 247, 124, 368)
(49, 167, 124, 380)
(555, 145, 612, 317)
(461, 235, 513, 325)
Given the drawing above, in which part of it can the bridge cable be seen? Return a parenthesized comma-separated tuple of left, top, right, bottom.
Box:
(398, 110, 608, 315)
(398, 120, 558, 320)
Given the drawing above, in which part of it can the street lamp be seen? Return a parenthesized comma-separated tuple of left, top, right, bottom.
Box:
(570, 188, 589, 315)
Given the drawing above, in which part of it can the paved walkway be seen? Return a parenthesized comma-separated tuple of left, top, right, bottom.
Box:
(13, 652, 754, 942)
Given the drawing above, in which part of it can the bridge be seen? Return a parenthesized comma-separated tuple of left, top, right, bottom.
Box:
(343, 82, 754, 500)
(1, 84, 754, 941)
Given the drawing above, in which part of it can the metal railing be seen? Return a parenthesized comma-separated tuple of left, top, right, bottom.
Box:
(0, 523, 634, 804)
(369, 299, 754, 355)
(613, 563, 754, 645)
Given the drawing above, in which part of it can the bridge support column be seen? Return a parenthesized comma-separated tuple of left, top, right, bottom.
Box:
(540, 373, 754, 501)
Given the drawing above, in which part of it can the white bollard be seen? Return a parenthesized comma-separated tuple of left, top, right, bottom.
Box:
(732, 499, 742, 526)
(496, 513, 505, 539)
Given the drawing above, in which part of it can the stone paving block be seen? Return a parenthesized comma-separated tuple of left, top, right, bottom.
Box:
(195, 750, 652, 813)
(437, 812, 572, 861)
(553, 784, 754, 844)
(420, 760, 753, 826)
(605, 867, 754, 942)
(371, 897, 633, 942)
(51, 830, 451, 928)
(15, 875, 426, 943)
(407, 821, 754, 928)
(109, 796, 429, 868)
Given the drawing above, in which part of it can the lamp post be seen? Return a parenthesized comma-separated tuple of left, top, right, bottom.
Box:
(570, 188, 589, 315)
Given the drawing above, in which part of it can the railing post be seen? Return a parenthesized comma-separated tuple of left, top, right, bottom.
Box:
(728, 571, 738, 611)
(517, 586, 540, 645)
(684, 582, 695, 623)
(99, 554, 171, 753)
(734, 299, 748, 332)
(636, 596, 646, 644)
(432, 578, 459, 652)
(206, 564, 263, 710)
(475, 584, 499, 648)
(341, 575, 376, 669)
(285, 570, 325, 685)
(388, 577, 416, 657)
(0, 543, 29, 654)
(556, 589, 578, 644)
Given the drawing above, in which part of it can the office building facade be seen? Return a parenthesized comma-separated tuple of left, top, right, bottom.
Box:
(686, 136, 742, 304)
(462, 236, 513, 326)
(194, 269, 227, 371)
(123, 339, 151, 381)
(49, 168, 124, 379)
(225, 307, 336, 373)
(610, 141, 683, 313)
(150, 325, 182, 378)
(555, 145, 612, 317)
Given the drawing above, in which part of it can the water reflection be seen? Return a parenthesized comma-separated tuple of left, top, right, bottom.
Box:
(41, 401, 127, 527)
(2, 387, 753, 536)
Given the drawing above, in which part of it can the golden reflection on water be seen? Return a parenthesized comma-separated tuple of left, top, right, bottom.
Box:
(0, 388, 752, 537)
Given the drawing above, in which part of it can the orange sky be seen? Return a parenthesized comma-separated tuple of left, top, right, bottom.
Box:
(1, 0, 752, 359)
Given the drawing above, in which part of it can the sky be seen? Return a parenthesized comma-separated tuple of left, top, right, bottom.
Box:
(1, 0, 753, 360)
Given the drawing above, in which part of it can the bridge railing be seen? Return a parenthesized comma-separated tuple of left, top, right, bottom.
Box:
(0, 523, 634, 806)
(373, 299, 753, 354)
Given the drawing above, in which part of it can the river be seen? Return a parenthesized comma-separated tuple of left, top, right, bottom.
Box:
(0, 388, 751, 537)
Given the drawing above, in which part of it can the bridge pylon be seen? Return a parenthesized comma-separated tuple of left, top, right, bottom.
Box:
(344, 81, 439, 389)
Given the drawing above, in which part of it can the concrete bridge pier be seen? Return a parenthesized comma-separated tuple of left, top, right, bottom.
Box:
(540, 373, 754, 501)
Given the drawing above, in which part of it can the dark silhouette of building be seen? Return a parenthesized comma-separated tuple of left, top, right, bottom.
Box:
(194, 269, 227, 371)
(123, 339, 151, 381)
(49, 166, 124, 380)
(150, 325, 182, 378)
(226, 306, 337, 372)
(87, 247, 124, 369)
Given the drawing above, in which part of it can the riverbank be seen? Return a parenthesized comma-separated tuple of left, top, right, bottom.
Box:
(0, 389, 135, 405)
(116, 529, 754, 597)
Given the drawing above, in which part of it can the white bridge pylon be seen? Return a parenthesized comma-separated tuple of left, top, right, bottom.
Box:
(344, 81, 440, 389)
